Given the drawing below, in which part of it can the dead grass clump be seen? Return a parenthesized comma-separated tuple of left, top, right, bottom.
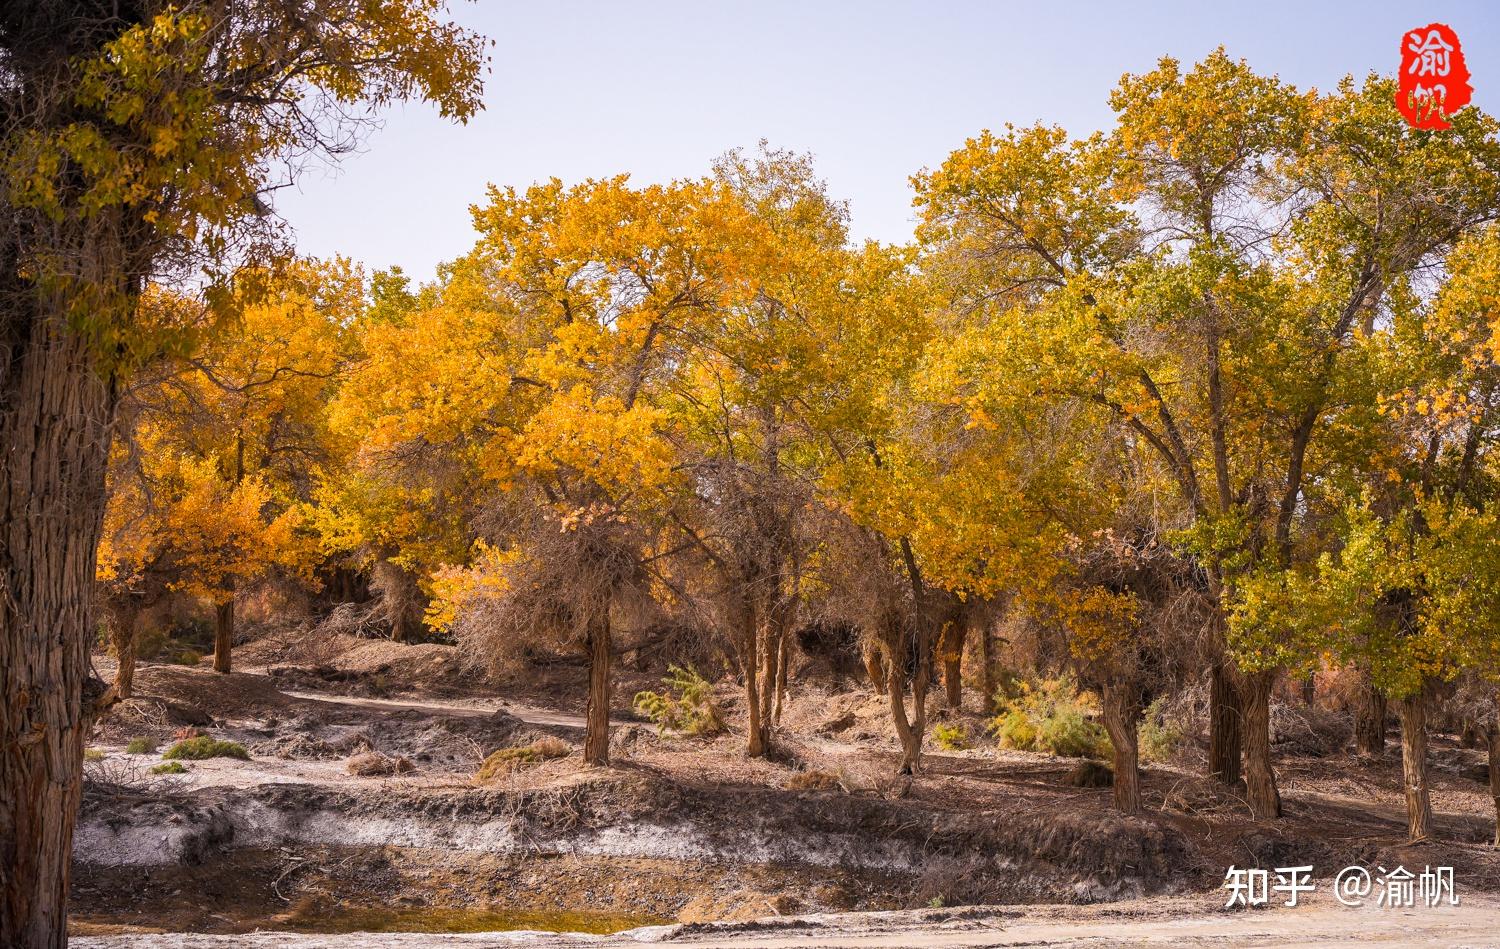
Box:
(346, 751, 416, 776)
(783, 768, 843, 792)
(474, 737, 572, 782)
(1270, 701, 1350, 757)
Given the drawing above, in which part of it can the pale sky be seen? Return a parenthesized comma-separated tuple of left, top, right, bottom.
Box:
(275, 1, 1500, 284)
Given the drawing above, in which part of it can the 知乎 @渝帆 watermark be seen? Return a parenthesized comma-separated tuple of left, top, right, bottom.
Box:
(1222, 865, 1459, 908)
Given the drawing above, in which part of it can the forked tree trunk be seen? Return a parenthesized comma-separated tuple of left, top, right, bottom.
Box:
(1396, 693, 1434, 842)
(1, 313, 116, 948)
(1355, 674, 1388, 757)
(1100, 682, 1143, 815)
(1208, 662, 1243, 785)
(104, 599, 141, 701)
(941, 618, 966, 710)
(213, 596, 235, 674)
(1488, 711, 1500, 848)
(583, 613, 612, 766)
(885, 652, 928, 776)
(1241, 669, 1281, 819)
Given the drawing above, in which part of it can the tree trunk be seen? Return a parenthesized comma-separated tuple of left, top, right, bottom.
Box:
(583, 613, 612, 766)
(105, 599, 140, 701)
(1354, 674, 1387, 757)
(941, 618, 966, 710)
(980, 619, 998, 714)
(758, 611, 780, 743)
(885, 656, 924, 776)
(772, 622, 790, 725)
(213, 596, 235, 674)
(1100, 682, 1142, 815)
(1396, 694, 1434, 843)
(1300, 676, 1316, 705)
(863, 640, 887, 694)
(1241, 669, 1281, 819)
(1, 312, 116, 948)
(1208, 662, 1243, 785)
(1488, 710, 1500, 848)
(743, 600, 767, 758)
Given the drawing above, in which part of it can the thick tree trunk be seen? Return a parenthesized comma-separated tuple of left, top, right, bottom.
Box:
(1355, 674, 1387, 757)
(583, 613, 612, 766)
(1241, 670, 1281, 819)
(1, 314, 116, 948)
(1208, 662, 1243, 785)
(1100, 683, 1142, 815)
(212, 596, 235, 674)
(1396, 694, 1434, 843)
(1488, 711, 1500, 848)
(941, 618, 966, 710)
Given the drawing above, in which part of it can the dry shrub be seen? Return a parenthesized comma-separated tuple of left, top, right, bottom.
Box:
(1269, 700, 1350, 757)
(474, 737, 572, 782)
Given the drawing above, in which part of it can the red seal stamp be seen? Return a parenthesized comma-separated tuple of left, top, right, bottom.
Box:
(1396, 24, 1472, 130)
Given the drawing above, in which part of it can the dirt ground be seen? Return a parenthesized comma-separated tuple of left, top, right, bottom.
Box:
(71, 629, 1500, 944)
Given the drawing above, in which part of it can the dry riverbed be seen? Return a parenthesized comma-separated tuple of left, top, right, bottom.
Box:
(71, 647, 1500, 945)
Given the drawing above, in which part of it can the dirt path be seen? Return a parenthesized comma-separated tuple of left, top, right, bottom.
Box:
(279, 689, 591, 730)
(71, 896, 1500, 947)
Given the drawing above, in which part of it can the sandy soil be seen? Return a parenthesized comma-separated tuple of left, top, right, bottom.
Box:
(72, 894, 1500, 947)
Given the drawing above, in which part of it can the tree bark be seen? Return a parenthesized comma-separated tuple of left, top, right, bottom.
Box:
(979, 618, 998, 714)
(941, 617, 966, 710)
(213, 596, 235, 674)
(1100, 682, 1142, 815)
(1354, 674, 1387, 757)
(1208, 661, 1243, 785)
(1, 313, 116, 948)
(1488, 711, 1500, 848)
(1396, 694, 1434, 843)
(104, 599, 140, 701)
(583, 612, 612, 766)
(1241, 669, 1281, 819)
(885, 652, 926, 776)
(772, 621, 790, 726)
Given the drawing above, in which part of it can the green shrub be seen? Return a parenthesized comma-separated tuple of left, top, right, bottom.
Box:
(163, 736, 249, 761)
(150, 761, 189, 775)
(988, 674, 1111, 759)
(172, 648, 204, 666)
(1138, 696, 1184, 764)
(83, 748, 106, 761)
(632, 664, 725, 738)
(474, 737, 571, 781)
(932, 722, 969, 751)
(125, 737, 159, 755)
